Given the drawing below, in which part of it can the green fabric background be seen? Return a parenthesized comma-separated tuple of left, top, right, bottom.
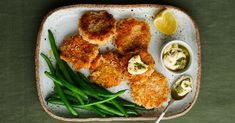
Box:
(0, 0, 235, 123)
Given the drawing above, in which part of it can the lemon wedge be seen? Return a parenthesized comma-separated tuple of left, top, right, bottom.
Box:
(154, 9, 177, 35)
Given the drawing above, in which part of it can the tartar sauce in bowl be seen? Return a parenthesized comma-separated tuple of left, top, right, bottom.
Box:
(161, 40, 192, 74)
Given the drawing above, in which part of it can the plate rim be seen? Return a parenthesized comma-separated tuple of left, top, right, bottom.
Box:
(35, 4, 201, 122)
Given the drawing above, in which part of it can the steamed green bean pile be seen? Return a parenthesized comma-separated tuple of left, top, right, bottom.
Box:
(41, 30, 148, 117)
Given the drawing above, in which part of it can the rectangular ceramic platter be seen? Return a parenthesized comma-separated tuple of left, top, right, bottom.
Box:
(35, 4, 200, 122)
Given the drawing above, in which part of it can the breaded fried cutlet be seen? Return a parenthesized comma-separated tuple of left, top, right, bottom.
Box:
(114, 18, 151, 54)
(59, 34, 98, 70)
(89, 52, 123, 88)
(120, 50, 155, 83)
(131, 71, 169, 109)
(78, 11, 116, 45)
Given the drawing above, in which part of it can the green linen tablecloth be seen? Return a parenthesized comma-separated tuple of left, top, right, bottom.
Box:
(0, 0, 234, 123)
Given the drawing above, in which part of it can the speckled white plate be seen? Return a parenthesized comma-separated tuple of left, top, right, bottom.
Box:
(35, 4, 201, 122)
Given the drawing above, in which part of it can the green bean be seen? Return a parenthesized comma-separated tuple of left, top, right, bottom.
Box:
(40, 53, 55, 74)
(44, 71, 88, 99)
(79, 90, 126, 107)
(98, 87, 146, 110)
(80, 88, 103, 99)
(55, 71, 88, 99)
(77, 72, 128, 114)
(110, 99, 128, 116)
(48, 96, 139, 116)
(79, 84, 128, 115)
(124, 104, 147, 110)
(63, 90, 84, 105)
(94, 103, 124, 116)
(55, 67, 79, 116)
(47, 99, 106, 117)
(78, 78, 110, 95)
(49, 94, 120, 117)
(49, 93, 125, 117)
(99, 91, 147, 110)
(63, 62, 115, 99)
(116, 98, 148, 110)
(41, 53, 78, 116)
(48, 94, 79, 103)
(85, 81, 145, 111)
(64, 88, 126, 116)
(65, 94, 82, 103)
(96, 107, 115, 116)
(48, 30, 73, 84)
(50, 93, 84, 104)
(98, 101, 139, 116)
(78, 106, 106, 117)
(99, 98, 142, 110)
(76, 72, 114, 97)
(77, 72, 90, 83)
(48, 95, 107, 117)
(63, 62, 99, 98)
(54, 84, 78, 116)
(126, 109, 139, 116)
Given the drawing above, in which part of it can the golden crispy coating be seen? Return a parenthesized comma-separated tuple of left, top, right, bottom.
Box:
(120, 50, 155, 83)
(114, 18, 151, 54)
(131, 71, 169, 109)
(78, 11, 116, 45)
(59, 34, 98, 70)
(89, 52, 123, 88)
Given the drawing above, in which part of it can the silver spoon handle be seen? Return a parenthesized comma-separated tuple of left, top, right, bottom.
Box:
(155, 100, 174, 123)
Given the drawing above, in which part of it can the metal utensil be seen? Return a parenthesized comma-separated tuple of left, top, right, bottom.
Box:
(155, 75, 192, 123)
(155, 99, 175, 123)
